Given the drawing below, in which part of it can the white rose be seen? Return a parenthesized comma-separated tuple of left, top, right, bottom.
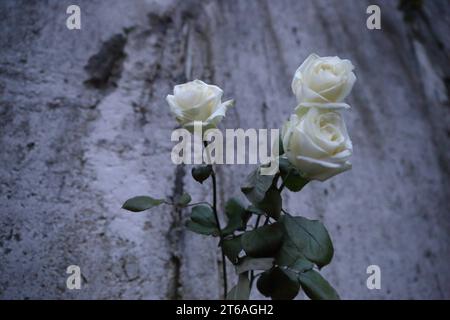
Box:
(166, 79, 233, 130)
(281, 105, 352, 181)
(292, 54, 356, 107)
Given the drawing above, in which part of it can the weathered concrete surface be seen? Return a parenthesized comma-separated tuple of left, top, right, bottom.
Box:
(0, 0, 449, 299)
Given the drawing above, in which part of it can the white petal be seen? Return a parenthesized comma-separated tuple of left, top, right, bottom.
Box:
(299, 85, 330, 103)
(295, 102, 351, 111)
(291, 54, 319, 94)
(206, 99, 234, 126)
(291, 125, 329, 158)
(167, 95, 183, 118)
(293, 155, 351, 181)
(180, 94, 218, 122)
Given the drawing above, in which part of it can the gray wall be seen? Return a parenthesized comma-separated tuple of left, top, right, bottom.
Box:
(0, 0, 449, 299)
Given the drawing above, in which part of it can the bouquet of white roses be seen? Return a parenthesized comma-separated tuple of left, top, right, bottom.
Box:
(122, 53, 356, 300)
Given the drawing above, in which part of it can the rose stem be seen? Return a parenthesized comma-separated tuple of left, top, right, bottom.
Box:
(203, 141, 228, 298)
(210, 168, 228, 299)
(249, 214, 262, 289)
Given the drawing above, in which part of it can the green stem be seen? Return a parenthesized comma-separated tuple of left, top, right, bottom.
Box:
(254, 214, 262, 229)
(164, 201, 211, 208)
(203, 140, 228, 298)
(211, 169, 228, 299)
(184, 201, 211, 208)
(249, 214, 263, 289)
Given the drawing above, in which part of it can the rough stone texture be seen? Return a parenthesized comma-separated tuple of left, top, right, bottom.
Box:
(0, 0, 449, 299)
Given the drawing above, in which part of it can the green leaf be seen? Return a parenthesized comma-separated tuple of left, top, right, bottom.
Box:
(291, 257, 314, 273)
(276, 236, 314, 272)
(235, 257, 274, 274)
(221, 236, 243, 264)
(227, 273, 250, 300)
(186, 205, 219, 236)
(256, 270, 272, 297)
(255, 187, 282, 220)
(257, 267, 300, 300)
(186, 221, 216, 236)
(276, 236, 302, 266)
(192, 164, 212, 183)
(176, 192, 192, 207)
(222, 198, 251, 235)
(241, 223, 283, 258)
(192, 165, 212, 184)
(279, 158, 309, 192)
(241, 167, 275, 204)
(298, 270, 340, 300)
(246, 205, 265, 215)
(122, 196, 164, 212)
(281, 215, 334, 268)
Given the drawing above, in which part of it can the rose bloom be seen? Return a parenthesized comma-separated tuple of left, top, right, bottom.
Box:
(281, 105, 353, 181)
(292, 54, 356, 106)
(166, 80, 233, 130)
